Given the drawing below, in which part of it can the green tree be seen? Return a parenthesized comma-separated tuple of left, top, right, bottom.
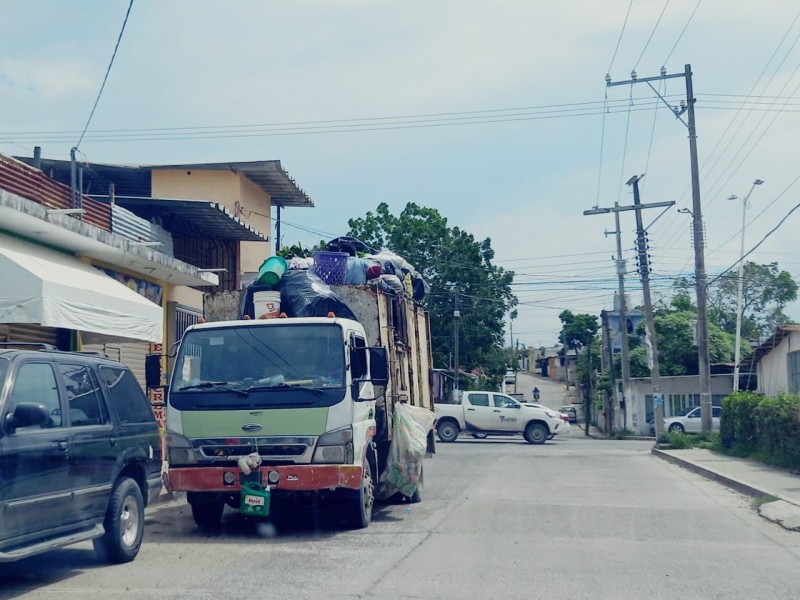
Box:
(347, 203, 516, 387)
(709, 261, 798, 342)
(557, 310, 599, 350)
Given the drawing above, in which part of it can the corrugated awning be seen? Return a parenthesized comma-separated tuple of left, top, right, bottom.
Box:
(0, 233, 163, 343)
(90, 196, 268, 241)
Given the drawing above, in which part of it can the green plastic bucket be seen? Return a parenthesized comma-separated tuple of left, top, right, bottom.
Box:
(240, 482, 271, 517)
(256, 256, 287, 287)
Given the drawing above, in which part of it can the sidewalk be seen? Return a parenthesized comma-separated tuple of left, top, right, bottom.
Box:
(653, 447, 800, 530)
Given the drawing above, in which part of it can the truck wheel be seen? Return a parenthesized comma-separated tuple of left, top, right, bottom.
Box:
(436, 420, 459, 443)
(344, 461, 374, 529)
(190, 498, 225, 530)
(524, 422, 548, 445)
(93, 477, 144, 564)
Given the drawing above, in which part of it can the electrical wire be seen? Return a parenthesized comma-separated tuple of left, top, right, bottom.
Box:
(616, 86, 635, 203)
(75, 0, 134, 149)
(662, 0, 703, 67)
(595, 91, 609, 208)
(608, 0, 635, 75)
(633, 0, 671, 71)
(640, 79, 663, 195)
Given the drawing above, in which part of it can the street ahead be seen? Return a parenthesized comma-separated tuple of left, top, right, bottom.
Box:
(2, 436, 800, 600)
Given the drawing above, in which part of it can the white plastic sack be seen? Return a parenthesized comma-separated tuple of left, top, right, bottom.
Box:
(381, 403, 435, 498)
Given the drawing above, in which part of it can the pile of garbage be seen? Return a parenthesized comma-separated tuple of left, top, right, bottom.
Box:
(380, 402, 435, 498)
(239, 236, 429, 320)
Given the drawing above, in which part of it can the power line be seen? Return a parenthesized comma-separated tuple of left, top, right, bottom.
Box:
(710, 199, 800, 283)
(616, 86, 634, 203)
(633, 0, 671, 71)
(608, 0, 635, 74)
(663, 0, 703, 66)
(75, 0, 134, 149)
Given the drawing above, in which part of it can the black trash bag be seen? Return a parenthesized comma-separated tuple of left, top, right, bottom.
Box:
(412, 272, 427, 301)
(325, 236, 377, 257)
(278, 269, 357, 320)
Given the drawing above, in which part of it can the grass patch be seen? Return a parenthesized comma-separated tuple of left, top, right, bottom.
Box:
(611, 428, 639, 440)
(752, 494, 779, 508)
(657, 431, 721, 450)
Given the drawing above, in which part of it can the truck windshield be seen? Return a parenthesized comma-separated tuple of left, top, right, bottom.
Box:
(170, 323, 346, 410)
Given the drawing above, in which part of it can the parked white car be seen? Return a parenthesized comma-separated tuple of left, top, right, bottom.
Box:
(504, 370, 516, 384)
(664, 406, 722, 434)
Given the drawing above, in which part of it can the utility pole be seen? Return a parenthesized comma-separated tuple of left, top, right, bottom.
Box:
(275, 204, 282, 254)
(630, 175, 665, 439)
(608, 63, 712, 433)
(583, 185, 674, 438)
(453, 294, 461, 398)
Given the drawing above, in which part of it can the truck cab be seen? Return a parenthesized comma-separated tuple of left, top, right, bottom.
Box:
(164, 316, 388, 529)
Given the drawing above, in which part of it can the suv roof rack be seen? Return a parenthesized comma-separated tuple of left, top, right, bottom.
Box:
(0, 342, 57, 351)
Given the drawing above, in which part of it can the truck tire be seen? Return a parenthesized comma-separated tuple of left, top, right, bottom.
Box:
(436, 420, 459, 443)
(343, 461, 374, 529)
(524, 422, 548, 445)
(93, 477, 144, 564)
(190, 498, 225, 530)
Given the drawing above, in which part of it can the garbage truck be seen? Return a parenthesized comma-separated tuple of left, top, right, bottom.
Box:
(163, 284, 435, 530)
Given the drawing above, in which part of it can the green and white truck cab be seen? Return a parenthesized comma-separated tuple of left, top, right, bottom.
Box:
(164, 315, 390, 529)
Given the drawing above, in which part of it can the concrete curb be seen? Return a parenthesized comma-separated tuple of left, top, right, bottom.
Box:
(651, 448, 800, 509)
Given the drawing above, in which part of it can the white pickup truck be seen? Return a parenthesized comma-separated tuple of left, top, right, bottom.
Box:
(434, 391, 566, 444)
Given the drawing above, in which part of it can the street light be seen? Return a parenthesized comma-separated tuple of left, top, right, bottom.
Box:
(728, 178, 764, 391)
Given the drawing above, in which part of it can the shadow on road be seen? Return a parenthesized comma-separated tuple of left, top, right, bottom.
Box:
(0, 547, 101, 600)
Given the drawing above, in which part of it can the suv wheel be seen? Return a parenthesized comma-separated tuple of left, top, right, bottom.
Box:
(94, 477, 144, 564)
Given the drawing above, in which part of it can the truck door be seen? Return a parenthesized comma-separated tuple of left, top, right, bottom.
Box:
(491, 394, 523, 431)
(463, 392, 494, 433)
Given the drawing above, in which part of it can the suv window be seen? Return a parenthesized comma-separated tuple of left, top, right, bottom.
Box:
(467, 393, 489, 407)
(8, 362, 62, 429)
(58, 364, 107, 426)
(99, 365, 155, 424)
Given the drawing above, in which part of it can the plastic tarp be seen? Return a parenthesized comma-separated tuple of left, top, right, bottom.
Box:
(380, 403, 435, 498)
(0, 234, 163, 343)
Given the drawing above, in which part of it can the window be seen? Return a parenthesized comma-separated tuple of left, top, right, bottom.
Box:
(350, 334, 367, 380)
(789, 351, 800, 394)
(467, 393, 490, 407)
(687, 408, 701, 418)
(100, 366, 154, 424)
(58, 364, 106, 426)
(8, 363, 61, 429)
(493, 395, 517, 409)
(713, 406, 722, 418)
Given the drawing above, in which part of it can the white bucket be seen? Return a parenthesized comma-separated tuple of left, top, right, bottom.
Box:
(253, 291, 281, 319)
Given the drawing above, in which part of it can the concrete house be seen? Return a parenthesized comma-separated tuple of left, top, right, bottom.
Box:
(749, 324, 800, 397)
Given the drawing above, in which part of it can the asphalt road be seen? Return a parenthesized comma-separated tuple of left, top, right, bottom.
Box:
(3, 436, 800, 600)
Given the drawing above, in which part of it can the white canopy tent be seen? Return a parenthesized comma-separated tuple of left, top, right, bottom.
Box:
(0, 233, 163, 343)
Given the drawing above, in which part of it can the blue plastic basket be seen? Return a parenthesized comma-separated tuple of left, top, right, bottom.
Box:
(313, 251, 348, 285)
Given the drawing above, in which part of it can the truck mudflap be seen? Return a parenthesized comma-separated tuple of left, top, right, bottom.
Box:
(165, 464, 363, 493)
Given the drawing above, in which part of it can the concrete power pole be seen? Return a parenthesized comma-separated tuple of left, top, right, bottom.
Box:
(607, 64, 713, 433)
(629, 175, 666, 439)
(584, 186, 674, 438)
(453, 294, 461, 397)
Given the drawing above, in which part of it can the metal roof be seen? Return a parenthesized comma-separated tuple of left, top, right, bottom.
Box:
(16, 157, 313, 208)
(746, 324, 800, 366)
(150, 161, 313, 208)
(89, 196, 268, 242)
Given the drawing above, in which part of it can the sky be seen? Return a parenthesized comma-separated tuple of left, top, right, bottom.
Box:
(1, 0, 799, 350)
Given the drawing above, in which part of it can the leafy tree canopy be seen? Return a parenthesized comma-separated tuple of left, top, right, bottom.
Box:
(347, 202, 516, 387)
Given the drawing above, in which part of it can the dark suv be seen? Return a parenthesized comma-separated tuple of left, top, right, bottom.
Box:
(0, 344, 161, 564)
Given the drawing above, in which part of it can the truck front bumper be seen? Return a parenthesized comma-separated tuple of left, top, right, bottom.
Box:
(165, 464, 363, 493)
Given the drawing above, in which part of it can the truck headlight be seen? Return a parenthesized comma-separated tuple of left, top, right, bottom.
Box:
(312, 426, 354, 464)
(166, 431, 197, 466)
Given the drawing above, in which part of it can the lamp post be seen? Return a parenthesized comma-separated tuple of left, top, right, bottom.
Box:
(728, 179, 764, 392)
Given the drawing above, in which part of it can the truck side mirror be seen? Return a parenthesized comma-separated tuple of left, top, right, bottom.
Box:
(5, 402, 50, 433)
(368, 347, 389, 386)
(145, 353, 163, 389)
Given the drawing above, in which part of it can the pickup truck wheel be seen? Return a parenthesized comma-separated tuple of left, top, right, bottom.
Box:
(190, 499, 225, 530)
(524, 422, 548, 445)
(93, 477, 144, 564)
(436, 420, 459, 443)
(344, 461, 374, 529)
(471, 432, 488, 439)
